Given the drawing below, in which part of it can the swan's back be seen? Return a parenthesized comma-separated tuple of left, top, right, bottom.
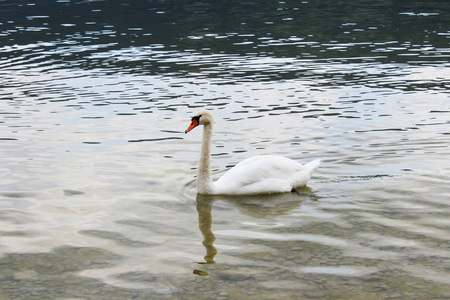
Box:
(214, 155, 321, 195)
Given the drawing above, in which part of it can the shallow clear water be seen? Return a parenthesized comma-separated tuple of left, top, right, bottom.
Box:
(1, 0, 449, 299)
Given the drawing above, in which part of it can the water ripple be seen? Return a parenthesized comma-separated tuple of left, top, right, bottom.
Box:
(215, 230, 349, 247)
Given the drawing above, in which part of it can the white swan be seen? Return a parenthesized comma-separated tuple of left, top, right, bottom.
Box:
(185, 110, 322, 195)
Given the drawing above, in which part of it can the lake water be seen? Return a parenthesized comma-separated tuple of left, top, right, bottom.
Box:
(1, 0, 449, 299)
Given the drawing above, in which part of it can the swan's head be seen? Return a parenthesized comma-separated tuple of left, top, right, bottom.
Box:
(185, 110, 213, 134)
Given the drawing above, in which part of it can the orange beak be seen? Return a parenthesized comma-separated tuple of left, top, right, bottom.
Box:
(185, 118, 199, 133)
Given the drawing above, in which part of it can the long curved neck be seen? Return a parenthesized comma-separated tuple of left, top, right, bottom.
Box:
(197, 123, 214, 194)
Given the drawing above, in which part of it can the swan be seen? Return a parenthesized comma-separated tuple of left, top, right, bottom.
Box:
(185, 109, 322, 195)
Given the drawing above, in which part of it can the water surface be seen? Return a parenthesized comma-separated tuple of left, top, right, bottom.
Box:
(1, 0, 449, 299)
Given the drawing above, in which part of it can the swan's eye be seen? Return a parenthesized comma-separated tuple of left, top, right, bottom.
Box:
(192, 115, 201, 122)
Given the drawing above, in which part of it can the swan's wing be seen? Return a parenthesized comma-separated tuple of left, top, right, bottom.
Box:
(215, 155, 302, 191)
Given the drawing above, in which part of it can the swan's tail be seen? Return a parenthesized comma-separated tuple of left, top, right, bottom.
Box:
(293, 158, 323, 188)
(304, 158, 323, 172)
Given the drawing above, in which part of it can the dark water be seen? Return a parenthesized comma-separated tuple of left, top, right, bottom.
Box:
(1, 0, 449, 299)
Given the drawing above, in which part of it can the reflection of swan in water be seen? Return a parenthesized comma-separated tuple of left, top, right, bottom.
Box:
(196, 194, 217, 265)
(193, 189, 317, 276)
(222, 186, 315, 218)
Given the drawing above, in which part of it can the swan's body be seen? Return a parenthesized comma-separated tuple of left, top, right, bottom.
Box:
(185, 110, 322, 195)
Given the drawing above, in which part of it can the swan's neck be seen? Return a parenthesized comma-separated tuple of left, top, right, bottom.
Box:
(197, 123, 215, 194)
